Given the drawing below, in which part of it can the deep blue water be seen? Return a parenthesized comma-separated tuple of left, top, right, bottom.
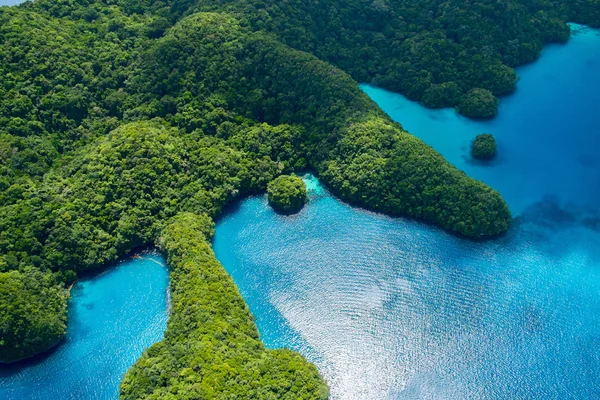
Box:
(0, 253, 169, 400)
(214, 25, 600, 399)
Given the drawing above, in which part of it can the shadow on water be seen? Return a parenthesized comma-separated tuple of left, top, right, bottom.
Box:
(576, 152, 599, 168)
(519, 194, 600, 233)
(0, 342, 64, 377)
(217, 195, 248, 221)
(462, 153, 503, 168)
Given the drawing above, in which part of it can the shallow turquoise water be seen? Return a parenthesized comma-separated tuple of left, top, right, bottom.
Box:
(0, 253, 169, 400)
(214, 25, 600, 400)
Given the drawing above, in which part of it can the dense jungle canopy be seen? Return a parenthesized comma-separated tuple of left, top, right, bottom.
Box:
(0, 0, 598, 396)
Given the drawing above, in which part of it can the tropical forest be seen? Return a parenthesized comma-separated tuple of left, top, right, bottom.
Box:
(0, 0, 599, 398)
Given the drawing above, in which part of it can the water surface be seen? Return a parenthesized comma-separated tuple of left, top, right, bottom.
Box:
(215, 178, 600, 400)
(214, 24, 600, 400)
(0, 253, 169, 400)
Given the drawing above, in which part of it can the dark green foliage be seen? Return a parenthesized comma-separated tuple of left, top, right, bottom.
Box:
(422, 82, 462, 109)
(267, 175, 307, 214)
(319, 119, 510, 237)
(0, 268, 68, 363)
(124, 13, 510, 238)
(562, 0, 600, 28)
(173, 0, 592, 114)
(457, 89, 499, 119)
(472, 134, 497, 161)
(120, 213, 328, 399)
(0, 5, 146, 199)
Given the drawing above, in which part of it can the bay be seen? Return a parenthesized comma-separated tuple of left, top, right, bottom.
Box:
(0, 253, 169, 400)
(213, 25, 600, 399)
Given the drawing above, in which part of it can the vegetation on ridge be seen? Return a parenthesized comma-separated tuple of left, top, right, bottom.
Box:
(175, 0, 599, 115)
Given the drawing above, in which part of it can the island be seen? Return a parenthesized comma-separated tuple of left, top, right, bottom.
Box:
(472, 134, 498, 161)
(0, 0, 599, 397)
(267, 175, 308, 214)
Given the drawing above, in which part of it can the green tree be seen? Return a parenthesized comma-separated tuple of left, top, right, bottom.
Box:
(471, 133, 497, 161)
(267, 175, 308, 214)
(120, 213, 328, 399)
(0, 268, 68, 363)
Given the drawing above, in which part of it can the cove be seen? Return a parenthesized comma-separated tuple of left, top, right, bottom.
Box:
(213, 25, 600, 400)
(362, 24, 600, 217)
(0, 253, 168, 400)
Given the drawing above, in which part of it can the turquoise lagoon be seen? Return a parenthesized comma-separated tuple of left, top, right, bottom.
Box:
(213, 25, 600, 399)
(0, 254, 169, 400)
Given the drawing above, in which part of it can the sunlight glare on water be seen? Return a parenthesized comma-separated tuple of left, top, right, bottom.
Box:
(214, 25, 600, 400)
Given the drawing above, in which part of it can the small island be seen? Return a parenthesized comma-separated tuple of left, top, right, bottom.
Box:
(267, 175, 308, 214)
(457, 88, 499, 119)
(471, 133, 497, 161)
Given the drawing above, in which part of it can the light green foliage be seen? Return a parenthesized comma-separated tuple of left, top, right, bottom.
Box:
(0, 5, 148, 197)
(0, 120, 289, 272)
(120, 213, 328, 399)
(267, 175, 308, 214)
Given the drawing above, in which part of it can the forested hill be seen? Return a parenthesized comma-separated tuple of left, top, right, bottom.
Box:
(0, 0, 597, 396)
(165, 0, 599, 116)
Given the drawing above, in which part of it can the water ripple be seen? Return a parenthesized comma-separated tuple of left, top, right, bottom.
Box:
(214, 188, 600, 399)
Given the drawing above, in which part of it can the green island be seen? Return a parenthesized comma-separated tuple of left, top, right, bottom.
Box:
(267, 175, 308, 214)
(472, 134, 498, 161)
(0, 0, 598, 396)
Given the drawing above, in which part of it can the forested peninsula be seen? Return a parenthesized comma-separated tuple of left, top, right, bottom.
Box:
(0, 0, 598, 396)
